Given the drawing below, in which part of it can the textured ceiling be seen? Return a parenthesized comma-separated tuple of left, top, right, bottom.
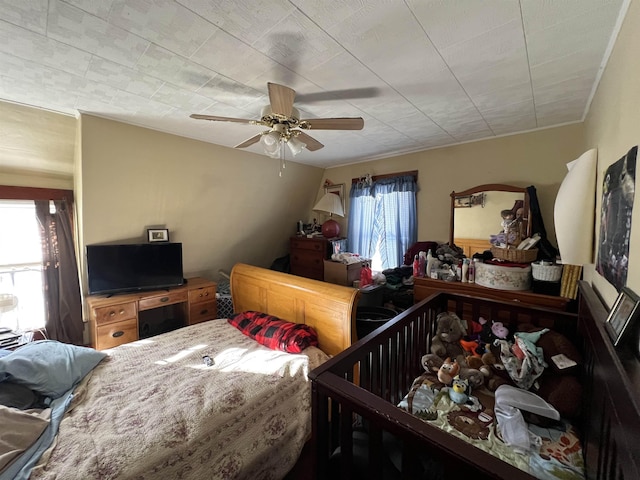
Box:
(0, 0, 629, 168)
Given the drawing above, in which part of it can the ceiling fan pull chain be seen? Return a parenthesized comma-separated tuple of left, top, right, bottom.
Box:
(279, 139, 286, 177)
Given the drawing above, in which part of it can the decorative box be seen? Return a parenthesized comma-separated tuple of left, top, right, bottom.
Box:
(475, 261, 532, 291)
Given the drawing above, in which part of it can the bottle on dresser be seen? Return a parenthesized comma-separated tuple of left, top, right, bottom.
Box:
(468, 258, 477, 283)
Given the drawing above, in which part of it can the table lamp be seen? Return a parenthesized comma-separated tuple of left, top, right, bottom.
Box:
(313, 192, 344, 238)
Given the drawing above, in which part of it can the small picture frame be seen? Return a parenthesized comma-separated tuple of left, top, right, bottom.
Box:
(605, 287, 640, 346)
(324, 183, 345, 212)
(147, 228, 169, 243)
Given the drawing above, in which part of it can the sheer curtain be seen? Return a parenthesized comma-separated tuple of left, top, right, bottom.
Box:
(35, 199, 84, 345)
(347, 175, 417, 270)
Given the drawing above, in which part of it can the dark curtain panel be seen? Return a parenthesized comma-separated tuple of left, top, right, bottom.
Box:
(527, 185, 559, 261)
(35, 199, 84, 345)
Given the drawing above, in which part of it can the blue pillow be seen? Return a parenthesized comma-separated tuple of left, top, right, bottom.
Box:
(0, 340, 107, 399)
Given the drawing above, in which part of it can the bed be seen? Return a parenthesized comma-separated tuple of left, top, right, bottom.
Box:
(0, 263, 360, 480)
(310, 281, 640, 479)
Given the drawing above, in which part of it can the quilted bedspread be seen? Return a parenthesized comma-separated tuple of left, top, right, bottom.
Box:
(30, 320, 328, 480)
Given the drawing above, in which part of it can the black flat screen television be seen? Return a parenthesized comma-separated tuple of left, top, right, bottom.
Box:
(86, 242, 184, 295)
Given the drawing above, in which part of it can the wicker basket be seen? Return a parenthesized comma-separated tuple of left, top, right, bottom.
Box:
(531, 262, 563, 282)
(490, 246, 538, 263)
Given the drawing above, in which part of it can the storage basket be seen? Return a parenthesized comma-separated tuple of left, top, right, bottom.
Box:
(490, 246, 538, 263)
(531, 262, 563, 282)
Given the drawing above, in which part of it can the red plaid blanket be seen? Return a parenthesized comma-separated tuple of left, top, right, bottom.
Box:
(228, 311, 319, 353)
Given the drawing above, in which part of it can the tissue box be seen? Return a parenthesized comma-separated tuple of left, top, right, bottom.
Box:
(475, 262, 532, 291)
(324, 260, 362, 286)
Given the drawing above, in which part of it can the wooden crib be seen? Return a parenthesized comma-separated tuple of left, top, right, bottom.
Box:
(310, 281, 640, 479)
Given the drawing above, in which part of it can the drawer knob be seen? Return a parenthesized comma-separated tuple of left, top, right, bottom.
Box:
(160, 296, 169, 303)
(112, 331, 124, 338)
(200, 309, 208, 315)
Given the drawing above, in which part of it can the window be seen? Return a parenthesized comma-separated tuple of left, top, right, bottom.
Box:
(0, 186, 79, 343)
(0, 200, 46, 331)
(347, 173, 418, 271)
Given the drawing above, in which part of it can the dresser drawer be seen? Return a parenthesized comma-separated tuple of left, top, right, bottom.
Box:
(291, 249, 325, 269)
(94, 302, 136, 326)
(290, 237, 327, 252)
(138, 290, 188, 311)
(95, 318, 138, 350)
(188, 285, 216, 304)
(189, 300, 218, 324)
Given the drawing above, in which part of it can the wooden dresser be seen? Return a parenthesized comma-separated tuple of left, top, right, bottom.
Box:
(413, 276, 570, 311)
(87, 277, 217, 350)
(290, 236, 329, 281)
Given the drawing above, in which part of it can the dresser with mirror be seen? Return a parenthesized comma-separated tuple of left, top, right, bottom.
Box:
(414, 183, 571, 312)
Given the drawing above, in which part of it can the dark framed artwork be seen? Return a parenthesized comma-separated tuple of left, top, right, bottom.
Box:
(596, 146, 636, 291)
(605, 287, 640, 347)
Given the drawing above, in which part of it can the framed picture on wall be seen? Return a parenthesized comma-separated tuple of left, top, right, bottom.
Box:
(324, 183, 345, 213)
(147, 228, 170, 243)
(605, 287, 640, 346)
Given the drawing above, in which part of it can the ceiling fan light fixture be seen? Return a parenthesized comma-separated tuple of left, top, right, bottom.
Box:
(286, 136, 307, 156)
(260, 131, 282, 158)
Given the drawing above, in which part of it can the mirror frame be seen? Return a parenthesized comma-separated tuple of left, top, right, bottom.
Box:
(449, 184, 531, 246)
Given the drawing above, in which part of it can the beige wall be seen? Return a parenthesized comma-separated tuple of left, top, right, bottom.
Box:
(584, 0, 640, 306)
(0, 101, 76, 189)
(78, 115, 324, 286)
(322, 123, 585, 247)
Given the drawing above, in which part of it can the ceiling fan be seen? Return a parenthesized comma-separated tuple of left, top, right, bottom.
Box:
(190, 82, 364, 157)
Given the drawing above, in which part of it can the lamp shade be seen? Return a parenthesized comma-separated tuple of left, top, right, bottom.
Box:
(554, 148, 597, 265)
(313, 192, 344, 217)
(313, 192, 344, 238)
(260, 131, 282, 158)
(287, 136, 307, 156)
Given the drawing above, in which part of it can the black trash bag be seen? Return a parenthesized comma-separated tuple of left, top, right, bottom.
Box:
(270, 254, 290, 273)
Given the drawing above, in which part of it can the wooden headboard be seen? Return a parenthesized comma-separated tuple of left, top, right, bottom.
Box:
(230, 263, 360, 357)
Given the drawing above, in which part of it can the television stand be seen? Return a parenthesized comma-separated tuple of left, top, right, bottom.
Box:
(87, 277, 217, 350)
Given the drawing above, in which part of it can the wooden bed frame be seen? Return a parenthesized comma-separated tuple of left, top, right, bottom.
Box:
(310, 281, 640, 479)
(2, 263, 361, 480)
(231, 263, 360, 356)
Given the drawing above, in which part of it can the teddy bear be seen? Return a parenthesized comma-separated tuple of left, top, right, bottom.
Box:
(469, 346, 513, 391)
(430, 312, 467, 363)
(518, 324, 583, 419)
(423, 312, 484, 388)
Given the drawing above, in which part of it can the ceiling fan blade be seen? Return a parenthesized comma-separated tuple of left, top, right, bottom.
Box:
(190, 114, 256, 124)
(297, 87, 381, 103)
(268, 82, 296, 117)
(296, 132, 324, 151)
(234, 134, 262, 149)
(301, 117, 364, 130)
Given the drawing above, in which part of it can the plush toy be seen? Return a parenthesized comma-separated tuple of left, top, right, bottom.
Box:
(437, 357, 460, 385)
(476, 347, 513, 391)
(425, 311, 484, 387)
(430, 312, 467, 363)
(448, 375, 471, 404)
(518, 324, 583, 418)
(422, 353, 484, 389)
(478, 318, 512, 344)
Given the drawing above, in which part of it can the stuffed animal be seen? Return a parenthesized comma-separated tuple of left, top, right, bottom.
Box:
(448, 375, 470, 404)
(518, 324, 583, 418)
(437, 357, 460, 385)
(430, 312, 467, 363)
(478, 318, 512, 344)
(476, 347, 513, 391)
(425, 311, 484, 388)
